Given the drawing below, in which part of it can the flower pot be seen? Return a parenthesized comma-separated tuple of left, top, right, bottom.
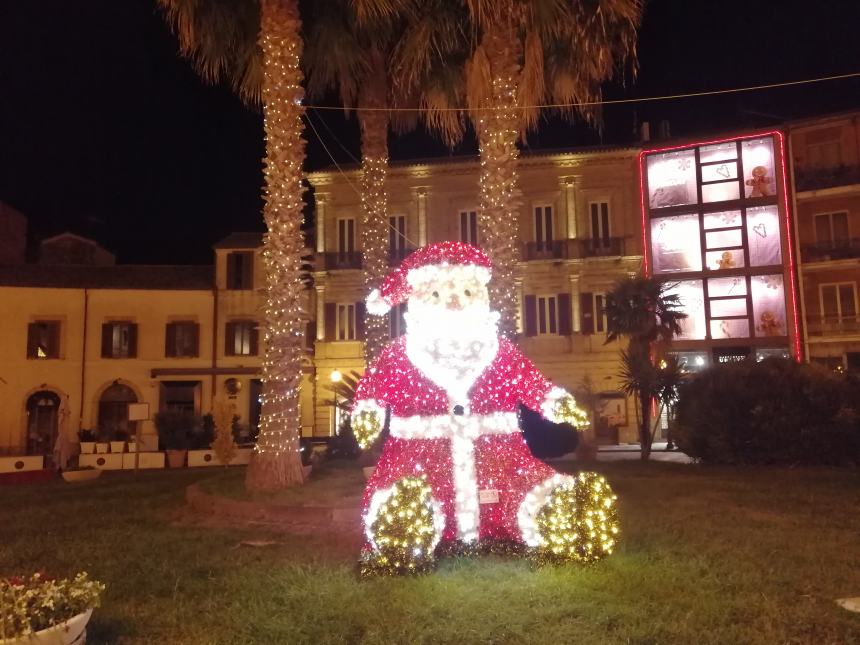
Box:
(62, 469, 102, 483)
(94, 443, 109, 454)
(166, 449, 187, 468)
(127, 442, 137, 453)
(109, 441, 125, 454)
(79, 442, 95, 454)
(0, 608, 92, 645)
(363, 466, 376, 480)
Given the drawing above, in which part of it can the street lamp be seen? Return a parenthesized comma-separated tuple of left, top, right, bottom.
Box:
(330, 370, 342, 434)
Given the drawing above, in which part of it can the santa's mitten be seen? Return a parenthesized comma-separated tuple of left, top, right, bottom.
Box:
(541, 387, 590, 428)
(351, 400, 385, 449)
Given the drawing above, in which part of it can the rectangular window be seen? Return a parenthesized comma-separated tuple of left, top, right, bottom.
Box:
(159, 381, 201, 415)
(226, 321, 258, 356)
(814, 211, 849, 245)
(590, 201, 611, 244)
(165, 322, 199, 358)
(389, 215, 406, 252)
(536, 295, 559, 335)
(226, 251, 253, 290)
(594, 294, 606, 333)
(101, 322, 137, 359)
(337, 218, 356, 255)
(459, 210, 478, 245)
(805, 127, 843, 168)
(389, 302, 407, 338)
(336, 303, 357, 341)
(820, 283, 857, 324)
(533, 205, 554, 248)
(26, 321, 60, 359)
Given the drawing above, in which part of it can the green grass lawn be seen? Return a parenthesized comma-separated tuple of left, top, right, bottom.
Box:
(1, 461, 859, 644)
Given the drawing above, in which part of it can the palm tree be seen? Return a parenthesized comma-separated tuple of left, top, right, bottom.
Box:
(303, 0, 411, 366)
(603, 275, 686, 460)
(159, 0, 307, 491)
(395, 0, 643, 336)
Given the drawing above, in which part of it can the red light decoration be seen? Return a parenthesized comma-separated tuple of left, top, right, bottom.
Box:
(638, 130, 802, 361)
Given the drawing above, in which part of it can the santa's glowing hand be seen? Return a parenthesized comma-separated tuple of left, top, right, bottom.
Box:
(352, 400, 385, 449)
(542, 388, 590, 428)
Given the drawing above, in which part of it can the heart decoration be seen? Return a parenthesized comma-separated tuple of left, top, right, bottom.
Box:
(716, 164, 731, 178)
(753, 223, 767, 238)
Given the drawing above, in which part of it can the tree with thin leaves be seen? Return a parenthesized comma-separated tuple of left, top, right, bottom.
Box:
(603, 275, 686, 460)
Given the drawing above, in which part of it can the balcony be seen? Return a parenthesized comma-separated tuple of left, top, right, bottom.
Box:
(795, 164, 860, 192)
(388, 247, 417, 266)
(801, 239, 860, 263)
(317, 251, 362, 270)
(523, 237, 626, 261)
(807, 315, 860, 337)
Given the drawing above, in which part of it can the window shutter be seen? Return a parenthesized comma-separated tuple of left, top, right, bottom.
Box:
(243, 253, 253, 289)
(48, 323, 60, 358)
(225, 322, 235, 356)
(356, 302, 366, 340)
(165, 323, 176, 357)
(101, 323, 112, 358)
(324, 303, 336, 341)
(190, 323, 200, 357)
(128, 324, 138, 358)
(524, 295, 537, 337)
(250, 323, 259, 356)
(558, 293, 571, 335)
(26, 323, 38, 358)
(580, 292, 594, 334)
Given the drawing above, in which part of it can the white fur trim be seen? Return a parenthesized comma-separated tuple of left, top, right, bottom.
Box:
(517, 474, 578, 546)
(541, 387, 571, 423)
(366, 288, 390, 315)
(364, 482, 445, 552)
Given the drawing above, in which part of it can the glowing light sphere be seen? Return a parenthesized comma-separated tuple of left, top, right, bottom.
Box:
(534, 472, 619, 564)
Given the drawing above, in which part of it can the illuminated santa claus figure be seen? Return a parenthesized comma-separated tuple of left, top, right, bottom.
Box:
(353, 242, 611, 569)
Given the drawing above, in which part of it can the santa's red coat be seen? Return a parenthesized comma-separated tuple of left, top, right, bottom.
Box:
(355, 336, 561, 544)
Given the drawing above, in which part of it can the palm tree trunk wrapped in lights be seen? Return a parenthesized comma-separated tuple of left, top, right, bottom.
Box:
(469, 19, 523, 337)
(358, 67, 392, 364)
(245, 0, 307, 492)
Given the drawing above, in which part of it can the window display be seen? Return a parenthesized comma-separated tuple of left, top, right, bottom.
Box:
(707, 276, 746, 298)
(701, 161, 738, 183)
(741, 138, 776, 198)
(666, 280, 706, 340)
(702, 180, 740, 203)
(710, 318, 750, 340)
(709, 298, 748, 318)
(752, 275, 787, 337)
(705, 229, 742, 249)
(706, 249, 745, 271)
(650, 214, 702, 274)
(703, 210, 742, 230)
(746, 206, 782, 266)
(647, 150, 697, 209)
(699, 142, 736, 164)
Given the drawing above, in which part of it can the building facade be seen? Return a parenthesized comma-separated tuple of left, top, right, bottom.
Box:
(308, 147, 645, 444)
(787, 111, 860, 370)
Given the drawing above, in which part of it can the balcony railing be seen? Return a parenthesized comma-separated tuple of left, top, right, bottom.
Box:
(388, 247, 417, 266)
(523, 237, 626, 261)
(807, 315, 860, 337)
(795, 164, 860, 192)
(317, 251, 362, 270)
(801, 239, 860, 262)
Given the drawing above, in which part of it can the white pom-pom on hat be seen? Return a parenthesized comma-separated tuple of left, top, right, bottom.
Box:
(366, 288, 391, 316)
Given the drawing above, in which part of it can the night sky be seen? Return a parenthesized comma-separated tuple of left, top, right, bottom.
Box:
(1, 1, 859, 265)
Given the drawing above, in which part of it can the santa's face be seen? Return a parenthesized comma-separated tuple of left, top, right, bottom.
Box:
(403, 264, 500, 403)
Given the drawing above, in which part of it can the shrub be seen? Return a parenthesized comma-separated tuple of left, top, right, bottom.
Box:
(521, 405, 579, 459)
(673, 359, 860, 466)
(154, 411, 200, 451)
(1, 572, 104, 638)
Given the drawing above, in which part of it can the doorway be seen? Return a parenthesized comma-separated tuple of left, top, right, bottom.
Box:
(98, 383, 138, 441)
(26, 391, 61, 455)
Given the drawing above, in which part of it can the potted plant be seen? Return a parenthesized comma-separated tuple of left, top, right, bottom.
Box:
(0, 572, 104, 644)
(61, 465, 102, 483)
(155, 411, 197, 468)
(77, 430, 96, 455)
(110, 430, 127, 454)
(94, 427, 111, 454)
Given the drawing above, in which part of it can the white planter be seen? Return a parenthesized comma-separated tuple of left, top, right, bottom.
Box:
(127, 442, 137, 453)
(79, 453, 123, 470)
(0, 455, 44, 474)
(0, 608, 92, 645)
(79, 442, 95, 454)
(94, 443, 109, 454)
(62, 469, 102, 483)
(121, 452, 165, 469)
(109, 441, 125, 454)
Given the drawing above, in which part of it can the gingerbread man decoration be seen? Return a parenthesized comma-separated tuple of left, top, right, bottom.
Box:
(745, 165, 772, 197)
(717, 251, 735, 270)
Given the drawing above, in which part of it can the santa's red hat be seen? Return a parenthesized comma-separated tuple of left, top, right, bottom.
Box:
(366, 241, 492, 315)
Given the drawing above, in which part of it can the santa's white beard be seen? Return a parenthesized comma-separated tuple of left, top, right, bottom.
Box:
(404, 304, 500, 405)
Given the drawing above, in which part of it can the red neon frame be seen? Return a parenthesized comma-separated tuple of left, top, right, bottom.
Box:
(637, 130, 802, 362)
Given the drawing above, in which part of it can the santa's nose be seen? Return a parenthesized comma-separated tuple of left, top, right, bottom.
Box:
(446, 294, 464, 310)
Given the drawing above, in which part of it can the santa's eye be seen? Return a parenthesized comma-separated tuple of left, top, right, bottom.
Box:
(432, 291, 439, 299)
(464, 289, 471, 297)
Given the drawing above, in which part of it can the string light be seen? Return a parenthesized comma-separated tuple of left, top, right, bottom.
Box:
(245, 0, 307, 491)
(354, 243, 602, 572)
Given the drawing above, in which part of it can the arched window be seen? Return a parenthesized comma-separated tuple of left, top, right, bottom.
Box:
(98, 383, 138, 442)
(26, 391, 61, 455)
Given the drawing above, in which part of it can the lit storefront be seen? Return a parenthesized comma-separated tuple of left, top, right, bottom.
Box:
(639, 132, 802, 367)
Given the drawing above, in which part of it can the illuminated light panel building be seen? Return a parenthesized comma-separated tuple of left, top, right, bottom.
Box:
(639, 131, 802, 368)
